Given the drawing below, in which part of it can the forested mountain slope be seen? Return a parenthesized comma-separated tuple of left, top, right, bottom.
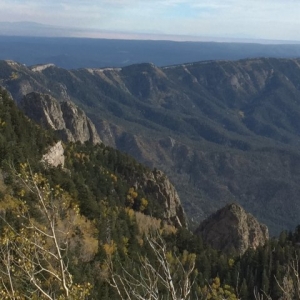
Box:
(2, 58, 300, 233)
(0, 87, 189, 298)
(1, 85, 300, 299)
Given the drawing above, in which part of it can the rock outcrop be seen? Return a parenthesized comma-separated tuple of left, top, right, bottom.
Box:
(149, 170, 187, 228)
(42, 141, 65, 167)
(195, 203, 269, 255)
(20, 92, 101, 145)
(30, 64, 55, 72)
(133, 169, 187, 228)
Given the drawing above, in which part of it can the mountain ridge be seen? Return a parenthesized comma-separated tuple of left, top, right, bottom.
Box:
(2, 58, 300, 233)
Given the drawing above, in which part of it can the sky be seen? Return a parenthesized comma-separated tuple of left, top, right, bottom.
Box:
(1, 0, 300, 42)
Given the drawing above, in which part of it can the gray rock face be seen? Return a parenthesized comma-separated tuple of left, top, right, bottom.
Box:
(31, 64, 55, 72)
(135, 169, 187, 228)
(20, 92, 101, 145)
(151, 170, 187, 228)
(91, 120, 121, 148)
(195, 203, 269, 255)
(42, 141, 65, 167)
(59, 101, 101, 145)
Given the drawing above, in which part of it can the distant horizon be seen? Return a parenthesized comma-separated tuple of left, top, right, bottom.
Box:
(1, 21, 300, 45)
(2, 33, 300, 71)
(1, 1, 300, 42)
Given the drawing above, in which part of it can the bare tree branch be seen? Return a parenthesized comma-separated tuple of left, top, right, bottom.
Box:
(106, 231, 197, 300)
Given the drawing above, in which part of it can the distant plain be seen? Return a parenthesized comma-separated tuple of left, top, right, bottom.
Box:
(2, 36, 300, 69)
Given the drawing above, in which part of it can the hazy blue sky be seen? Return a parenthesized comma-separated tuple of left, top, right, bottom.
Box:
(1, 0, 300, 41)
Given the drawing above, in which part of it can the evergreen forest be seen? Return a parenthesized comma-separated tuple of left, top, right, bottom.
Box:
(0, 86, 299, 299)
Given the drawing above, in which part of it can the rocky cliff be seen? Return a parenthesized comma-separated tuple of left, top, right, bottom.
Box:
(20, 92, 101, 145)
(195, 203, 269, 255)
(128, 169, 187, 228)
(143, 169, 187, 228)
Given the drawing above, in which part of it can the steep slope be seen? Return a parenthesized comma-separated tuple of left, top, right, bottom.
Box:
(0, 86, 187, 229)
(0, 87, 192, 299)
(0, 86, 56, 167)
(3, 65, 300, 300)
(20, 92, 101, 144)
(195, 203, 269, 255)
(3, 58, 300, 233)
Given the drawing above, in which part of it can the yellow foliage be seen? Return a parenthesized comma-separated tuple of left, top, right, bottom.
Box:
(0, 172, 7, 193)
(122, 237, 129, 255)
(122, 236, 129, 245)
(212, 277, 220, 289)
(140, 197, 148, 212)
(202, 277, 238, 300)
(110, 174, 118, 182)
(228, 258, 235, 268)
(67, 214, 99, 262)
(131, 191, 138, 199)
(128, 187, 138, 199)
(0, 118, 6, 127)
(0, 164, 94, 298)
(126, 194, 134, 206)
(162, 223, 177, 235)
(125, 207, 135, 221)
(134, 211, 177, 237)
(0, 194, 27, 214)
(128, 187, 134, 193)
(17, 188, 26, 197)
(73, 152, 90, 162)
(135, 211, 161, 235)
(103, 241, 117, 256)
(166, 251, 176, 264)
(181, 250, 196, 267)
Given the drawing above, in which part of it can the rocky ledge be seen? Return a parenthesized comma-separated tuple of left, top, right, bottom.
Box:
(195, 203, 269, 255)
